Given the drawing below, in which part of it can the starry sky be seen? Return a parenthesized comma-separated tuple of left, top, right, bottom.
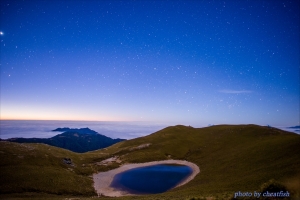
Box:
(0, 0, 299, 126)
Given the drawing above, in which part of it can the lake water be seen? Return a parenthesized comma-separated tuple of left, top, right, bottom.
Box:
(110, 164, 193, 194)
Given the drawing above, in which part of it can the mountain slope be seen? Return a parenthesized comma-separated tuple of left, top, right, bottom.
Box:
(6, 128, 125, 153)
(1, 124, 299, 199)
(100, 124, 300, 199)
(0, 142, 96, 196)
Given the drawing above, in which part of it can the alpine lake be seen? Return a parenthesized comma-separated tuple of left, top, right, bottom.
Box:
(110, 164, 193, 194)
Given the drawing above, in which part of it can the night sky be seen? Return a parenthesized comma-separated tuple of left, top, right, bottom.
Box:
(0, 0, 299, 126)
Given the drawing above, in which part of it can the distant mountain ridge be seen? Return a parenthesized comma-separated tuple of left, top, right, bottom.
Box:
(5, 127, 125, 153)
(288, 125, 300, 129)
(52, 127, 98, 134)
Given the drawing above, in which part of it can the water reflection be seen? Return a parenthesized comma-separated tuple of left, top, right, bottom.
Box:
(110, 164, 192, 194)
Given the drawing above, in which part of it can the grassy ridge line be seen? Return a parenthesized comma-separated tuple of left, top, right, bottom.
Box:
(108, 124, 300, 198)
(1, 124, 300, 199)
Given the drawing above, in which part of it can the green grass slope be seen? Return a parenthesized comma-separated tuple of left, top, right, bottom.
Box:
(0, 142, 96, 196)
(98, 124, 300, 199)
(1, 124, 300, 200)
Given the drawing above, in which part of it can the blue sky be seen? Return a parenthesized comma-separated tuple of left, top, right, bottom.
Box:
(0, 0, 299, 126)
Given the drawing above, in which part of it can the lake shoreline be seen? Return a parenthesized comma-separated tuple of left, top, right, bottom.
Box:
(93, 159, 200, 197)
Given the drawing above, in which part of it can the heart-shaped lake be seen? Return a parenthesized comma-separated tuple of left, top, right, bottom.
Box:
(110, 164, 193, 194)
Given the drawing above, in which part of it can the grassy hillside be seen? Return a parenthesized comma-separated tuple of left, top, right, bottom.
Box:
(1, 124, 299, 199)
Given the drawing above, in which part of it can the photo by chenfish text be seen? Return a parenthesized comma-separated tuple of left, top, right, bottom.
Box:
(234, 191, 290, 198)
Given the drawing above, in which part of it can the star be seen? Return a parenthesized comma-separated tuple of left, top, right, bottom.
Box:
(0, 0, 298, 126)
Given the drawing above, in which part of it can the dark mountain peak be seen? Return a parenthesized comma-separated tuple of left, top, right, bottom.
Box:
(52, 127, 71, 132)
(6, 128, 126, 153)
(288, 125, 300, 129)
(52, 127, 97, 135)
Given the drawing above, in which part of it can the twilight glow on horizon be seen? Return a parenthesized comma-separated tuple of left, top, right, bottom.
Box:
(0, 0, 299, 126)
